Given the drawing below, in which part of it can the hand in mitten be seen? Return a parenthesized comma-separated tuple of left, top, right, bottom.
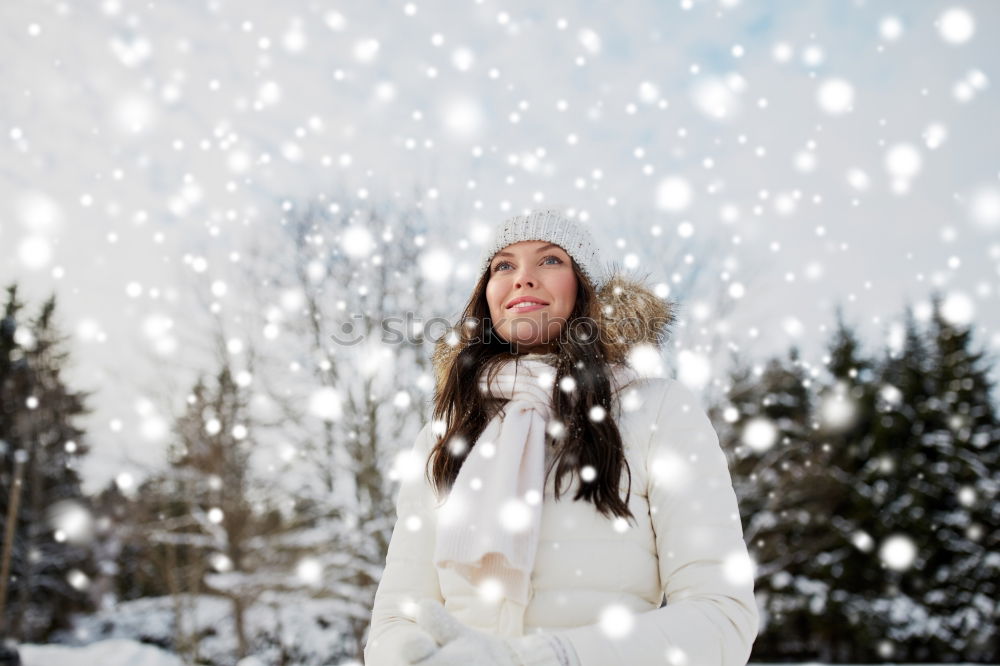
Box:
(405, 598, 520, 666)
(407, 598, 577, 666)
(397, 629, 438, 664)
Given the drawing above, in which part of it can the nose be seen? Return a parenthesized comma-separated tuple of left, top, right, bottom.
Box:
(512, 264, 537, 288)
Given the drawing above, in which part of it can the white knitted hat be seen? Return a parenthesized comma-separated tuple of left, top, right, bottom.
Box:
(478, 209, 607, 289)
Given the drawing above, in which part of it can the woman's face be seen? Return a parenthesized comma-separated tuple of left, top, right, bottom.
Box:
(485, 240, 578, 353)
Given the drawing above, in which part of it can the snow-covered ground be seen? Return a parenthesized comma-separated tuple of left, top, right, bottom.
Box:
(19, 639, 183, 666)
(41, 594, 359, 666)
(18, 639, 363, 666)
(17, 639, 362, 666)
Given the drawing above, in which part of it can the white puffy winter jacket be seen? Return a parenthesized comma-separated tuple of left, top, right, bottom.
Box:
(364, 374, 759, 665)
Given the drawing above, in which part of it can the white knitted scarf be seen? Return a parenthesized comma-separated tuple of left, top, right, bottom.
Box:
(433, 353, 640, 611)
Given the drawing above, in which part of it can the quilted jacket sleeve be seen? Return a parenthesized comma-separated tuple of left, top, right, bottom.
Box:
(364, 421, 445, 666)
(556, 379, 760, 666)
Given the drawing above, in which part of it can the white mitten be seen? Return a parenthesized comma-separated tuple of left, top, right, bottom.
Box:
(405, 598, 519, 666)
(398, 629, 439, 663)
(407, 598, 579, 666)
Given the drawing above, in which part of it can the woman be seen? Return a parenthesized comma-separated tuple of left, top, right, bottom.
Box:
(365, 209, 759, 666)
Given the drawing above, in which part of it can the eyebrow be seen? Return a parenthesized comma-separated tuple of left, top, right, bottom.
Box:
(493, 243, 562, 260)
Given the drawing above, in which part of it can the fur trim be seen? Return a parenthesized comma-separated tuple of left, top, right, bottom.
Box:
(431, 272, 677, 396)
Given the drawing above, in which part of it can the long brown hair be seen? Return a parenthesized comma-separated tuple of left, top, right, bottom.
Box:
(428, 259, 637, 525)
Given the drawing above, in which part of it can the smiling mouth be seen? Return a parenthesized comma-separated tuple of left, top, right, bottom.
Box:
(508, 301, 548, 310)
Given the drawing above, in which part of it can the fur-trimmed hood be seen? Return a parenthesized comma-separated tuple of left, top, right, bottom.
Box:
(431, 272, 677, 396)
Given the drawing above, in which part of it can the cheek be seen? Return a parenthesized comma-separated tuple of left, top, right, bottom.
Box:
(485, 281, 504, 317)
(553, 273, 577, 310)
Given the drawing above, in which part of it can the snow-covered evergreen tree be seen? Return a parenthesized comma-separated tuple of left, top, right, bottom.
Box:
(860, 294, 1000, 660)
(0, 284, 96, 641)
(801, 308, 885, 661)
(723, 300, 1000, 661)
(718, 346, 819, 658)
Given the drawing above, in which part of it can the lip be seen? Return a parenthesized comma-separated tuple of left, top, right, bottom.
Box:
(508, 302, 547, 313)
(506, 296, 550, 309)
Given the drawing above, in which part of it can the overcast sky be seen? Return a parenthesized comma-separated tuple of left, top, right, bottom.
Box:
(2, 0, 999, 492)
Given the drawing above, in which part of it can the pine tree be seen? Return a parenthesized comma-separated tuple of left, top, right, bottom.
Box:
(800, 307, 884, 661)
(123, 343, 346, 664)
(809, 299, 999, 662)
(141, 362, 264, 661)
(0, 284, 96, 641)
(720, 300, 1000, 661)
(886, 292, 1000, 660)
(717, 346, 819, 659)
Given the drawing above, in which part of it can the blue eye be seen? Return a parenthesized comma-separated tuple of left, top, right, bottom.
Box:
(492, 256, 563, 272)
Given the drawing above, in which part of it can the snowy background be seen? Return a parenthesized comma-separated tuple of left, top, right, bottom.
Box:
(1, 0, 999, 664)
(1, 0, 998, 493)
